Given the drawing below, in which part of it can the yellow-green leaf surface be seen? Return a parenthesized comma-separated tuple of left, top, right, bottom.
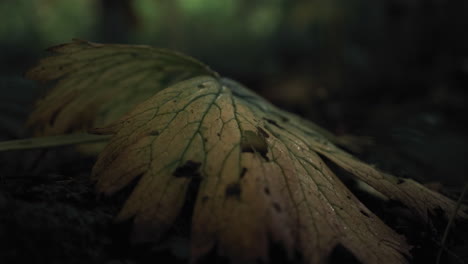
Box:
(26, 39, 217, 135)
(90, 75, 466, 264)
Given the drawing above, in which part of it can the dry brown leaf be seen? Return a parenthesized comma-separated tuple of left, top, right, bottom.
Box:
(26, 39, 217, 135)
(90, 76, 465, 264)
(27, 41, 467, 264)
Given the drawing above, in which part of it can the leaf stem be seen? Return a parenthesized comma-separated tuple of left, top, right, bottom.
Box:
(0, 133, 111, 151)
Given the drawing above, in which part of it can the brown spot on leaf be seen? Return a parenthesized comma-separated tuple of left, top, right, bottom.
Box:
(149, 130, 159, 136)
(257, 126, 269, 138)
(241, 130, 269, 161)
(240, 167, 247, 178)
(173, 160, 201, 178)
(279, 115, 289, 122)
(225, 183, 241, 199)
(273, 202, 282, 212)
(263, 118, 284, 129)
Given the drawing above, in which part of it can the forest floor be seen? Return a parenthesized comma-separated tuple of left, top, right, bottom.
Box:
(0, 74, 467, 264)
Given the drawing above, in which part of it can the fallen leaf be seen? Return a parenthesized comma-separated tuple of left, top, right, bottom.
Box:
(90, 76, 466, 264)
(27, 41, 467, 264)
(26, 39, 217, 135)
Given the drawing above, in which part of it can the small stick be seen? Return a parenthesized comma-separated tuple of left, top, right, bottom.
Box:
(0, 133, 111, 151)
(436, 182, 468, 264)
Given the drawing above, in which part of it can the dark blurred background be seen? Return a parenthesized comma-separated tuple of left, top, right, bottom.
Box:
(1, 1, 468, 263)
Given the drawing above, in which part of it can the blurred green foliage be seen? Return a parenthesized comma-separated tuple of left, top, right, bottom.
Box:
(2, 0, 468, 107)
(0, 0, 96, 46)
(1, 0, 362, 77)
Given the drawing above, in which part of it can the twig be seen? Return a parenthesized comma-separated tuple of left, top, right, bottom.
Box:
(0, 133, 111, 151)
(436, 182, 468, 264)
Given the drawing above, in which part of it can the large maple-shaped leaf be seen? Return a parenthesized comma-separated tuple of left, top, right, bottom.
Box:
(91, 76, 466, 264)
(27, 41, 467, 264)
(26, 39, 217, 135)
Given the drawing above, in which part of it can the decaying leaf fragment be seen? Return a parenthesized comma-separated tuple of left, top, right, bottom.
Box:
(27, 41, 467, 264)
